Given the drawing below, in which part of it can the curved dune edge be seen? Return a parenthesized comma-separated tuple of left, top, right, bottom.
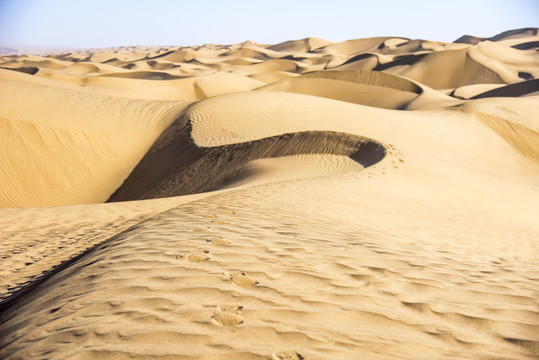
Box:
(301, 69, 423, 94)
(470, 79, 539, 99)
(256, 69, 461, 111)
(108, 114, 386, 201)
(451, 83, 506, 99)
(256, 69, 426, 109)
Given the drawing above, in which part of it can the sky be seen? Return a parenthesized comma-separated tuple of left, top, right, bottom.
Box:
(0, 0, 537, 48)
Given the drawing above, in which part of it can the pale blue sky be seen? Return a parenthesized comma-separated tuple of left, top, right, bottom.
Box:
(0, 0, 537, 48)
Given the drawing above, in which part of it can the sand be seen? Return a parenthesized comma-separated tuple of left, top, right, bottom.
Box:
(0, 28, 538, 359)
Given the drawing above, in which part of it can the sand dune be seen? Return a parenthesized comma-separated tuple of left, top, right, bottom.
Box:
(459, 96, 539, 162)
(257, 70, 424, 109)
(0, 77, 190, 207)
(455, 27, 538, 45)
(470, 79, 539, 99)
(1, 28, 538, 359)
(268, 37, 332, 54)
(376, 48, 507, 88)
(194, 72, 265, 99)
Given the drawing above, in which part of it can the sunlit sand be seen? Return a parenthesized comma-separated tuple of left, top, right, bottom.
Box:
(1, 28, 538, 359)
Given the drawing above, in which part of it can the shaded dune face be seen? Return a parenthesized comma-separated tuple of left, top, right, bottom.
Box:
(108, 111, 386, 201)
(374, 48, 506, 88)
(470, 78, 539, 99)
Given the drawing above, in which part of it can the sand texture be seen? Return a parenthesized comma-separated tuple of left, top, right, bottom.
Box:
(1, 28, 538, 359)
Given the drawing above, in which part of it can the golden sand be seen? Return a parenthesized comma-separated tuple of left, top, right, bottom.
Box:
(1, 29, 538, 359)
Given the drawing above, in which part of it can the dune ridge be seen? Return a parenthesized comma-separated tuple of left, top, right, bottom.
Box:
(0, 28, 538, 359)
(108, 113, 385, 201)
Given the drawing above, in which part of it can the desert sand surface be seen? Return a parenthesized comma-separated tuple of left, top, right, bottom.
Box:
(0, 28, 538, 359)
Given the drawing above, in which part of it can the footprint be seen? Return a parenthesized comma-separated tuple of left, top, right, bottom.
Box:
(177, 251, 210, 262)
(190, 226, 211, 233)
(206, 237, 231, 246)
(211, 306, 244, 326)
(271, 351, 304, 360)
(227, 271, 259, 287)
(218, 305, 243, 313)
(213, 220, 229, 225)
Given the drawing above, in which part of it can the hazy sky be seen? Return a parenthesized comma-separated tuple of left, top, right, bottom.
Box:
(0, 0, 537, 48)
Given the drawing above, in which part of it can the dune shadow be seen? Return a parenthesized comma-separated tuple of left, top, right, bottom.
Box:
(0, 66, 39, 75)
(99, 71, 183, 80)
(511, 41, 539, 50)
(471, 79, 539, 99)
(108, 114, 386, 202)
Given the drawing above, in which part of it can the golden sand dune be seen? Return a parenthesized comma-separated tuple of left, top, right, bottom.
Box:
(257, 70, 424, 109)
(0, 77, 190, 207)
(0, 28, 538, 359)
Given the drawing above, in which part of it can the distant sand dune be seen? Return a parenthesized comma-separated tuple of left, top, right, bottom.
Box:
(268, 37, 332, 54)
(470, 79, 539, 99)
(99, 70, 183, 80)
(151, 49, 197, 63)
(194, 72, 265, 98)
(232, 58, 302, 75)
(454, 27, 538, 45)
(378, 48, 506, 88)
(257, 70, 422, 109)
(59, 62, 101, 75)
